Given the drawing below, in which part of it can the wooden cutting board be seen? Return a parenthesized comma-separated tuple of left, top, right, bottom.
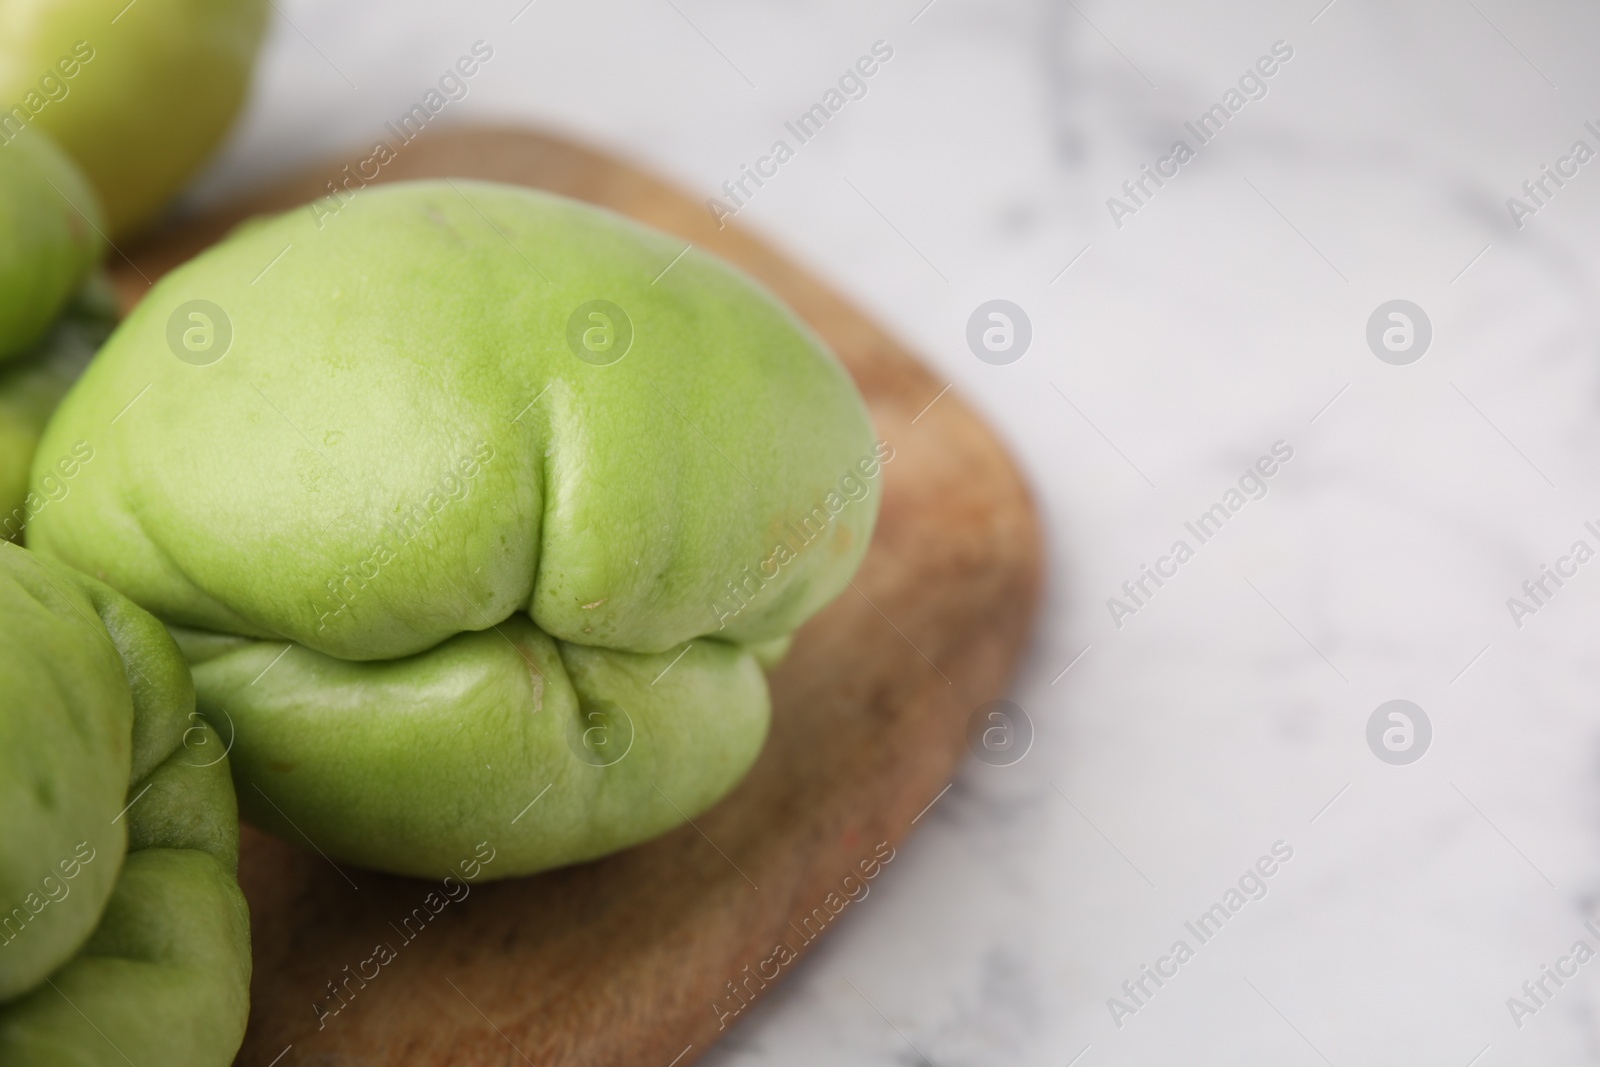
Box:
(107, 126, 1043, 1067)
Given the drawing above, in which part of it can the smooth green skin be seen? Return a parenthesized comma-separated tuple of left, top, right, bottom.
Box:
(32, 182, 879, 660)
(178, 620, 770, 878)
(0, 130, 103, 362)
(31, 181, 880, 877)
(0, 0, 268, 237)
(0, 545, 127, 1000)
(0, 276, 116, 540)
(0, 544, 250, 1066)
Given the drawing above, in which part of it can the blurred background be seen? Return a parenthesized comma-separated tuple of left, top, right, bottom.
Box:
(186, 1, 1600, 1062)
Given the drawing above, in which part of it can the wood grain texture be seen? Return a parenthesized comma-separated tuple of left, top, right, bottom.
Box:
(107, 126, 1043, 1067)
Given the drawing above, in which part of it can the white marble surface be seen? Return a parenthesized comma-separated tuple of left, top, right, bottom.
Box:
(187, 1, 1600, 1062)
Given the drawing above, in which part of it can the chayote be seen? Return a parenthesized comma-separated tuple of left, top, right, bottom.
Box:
(0, 275, 117, 541)
(29, 180, 884, 878)
(0, 0, 268, 236)
(0, 129, 103, 363)
(0, 543, 250, 1065)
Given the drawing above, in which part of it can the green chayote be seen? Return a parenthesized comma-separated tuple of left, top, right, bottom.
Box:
(0, 130, 103, 363)
(0, 276, 117, 541)
(0, 0, 268, 236)
(0, 543, 249, 1065)
(30, 180, 883, 878)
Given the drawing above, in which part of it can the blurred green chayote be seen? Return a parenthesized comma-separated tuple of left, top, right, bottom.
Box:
(0, 274, 117, 541)
(0, 129, 103, 364)
(0, 0, 269, 236)
(0, 543, 250, 1065)
(30, 181, 884, 878)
